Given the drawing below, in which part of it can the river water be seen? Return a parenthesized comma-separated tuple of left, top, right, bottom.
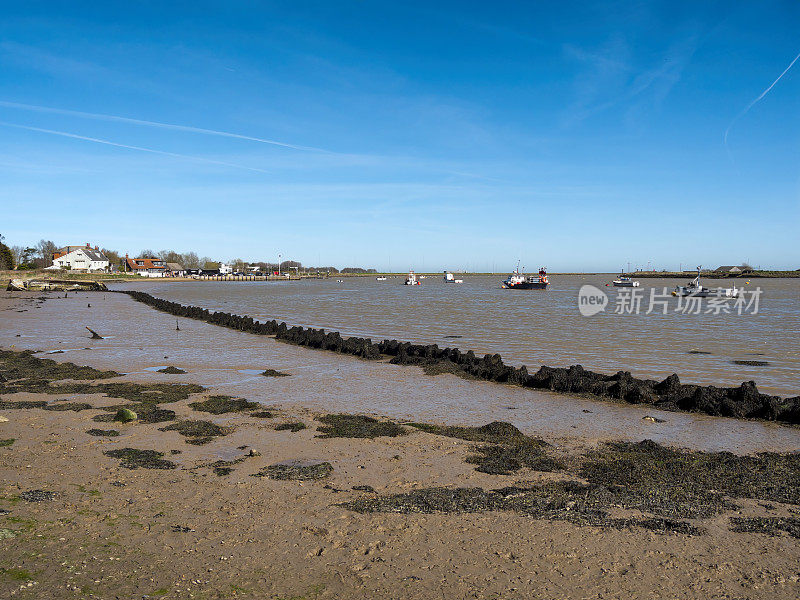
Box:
(136, 274, 799, 398)
(3, 284, 799, 454)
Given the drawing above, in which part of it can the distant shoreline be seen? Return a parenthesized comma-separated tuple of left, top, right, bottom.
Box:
(3, 269, 799, 281)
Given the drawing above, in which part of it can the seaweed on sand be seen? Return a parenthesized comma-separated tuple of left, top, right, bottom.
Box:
(157, 366, 186, 374)
(729, 516, 800, 538)
(409, 421, 559, 475)
(250, 410, 274, 419)
(0, 350, 204, 404)
(0, 349, 119, 384)
(42, 402, 93, 412)
(342, 483, 702, 534)
(408, 421, 525, 444)
(159, 420, 232, 445)
(86, 429, 120, 437)
(275, 422, 306, 432)
(316, 414, 407, 439)
(0, 439, 15, 447)
(0, 400, 48, 409)
(188, 395, 259, 414)
(95, 403, 176, 424)
(578, 440, 800, 517)
(210, 455, 250, 476)
(253, 461, 333, 481)
(261, 369, 290, 377)
(467, 439, 563, 475)
(104, 448, 177, 470)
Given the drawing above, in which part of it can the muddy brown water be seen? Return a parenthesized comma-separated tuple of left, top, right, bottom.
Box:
(132, 275, 800, 397)
(2, 286, 799, 454)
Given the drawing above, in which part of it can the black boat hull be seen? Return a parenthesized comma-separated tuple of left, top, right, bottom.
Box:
(502, 282, 548, 289)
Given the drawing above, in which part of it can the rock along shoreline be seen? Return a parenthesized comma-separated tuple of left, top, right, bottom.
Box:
(116, 290, 800, 425)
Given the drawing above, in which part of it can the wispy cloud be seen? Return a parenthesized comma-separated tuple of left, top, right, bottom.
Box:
(724, 50, 800, 147)
(0, 100, 328, 153)
(0, 121, 270, 173)
(562, 33, 698, 127)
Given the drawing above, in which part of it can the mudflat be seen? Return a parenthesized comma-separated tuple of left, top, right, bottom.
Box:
(1, 291, 799, 600)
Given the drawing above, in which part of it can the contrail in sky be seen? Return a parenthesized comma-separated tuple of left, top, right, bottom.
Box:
(0, 121, 271, 173)
(0, 100, 328, 153)
(724, 51, 800, 146)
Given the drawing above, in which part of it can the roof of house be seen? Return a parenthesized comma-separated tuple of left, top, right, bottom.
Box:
(58, 248, 108, 262)
(126, 257, 166, 270)
(714, 265, 745, 272)
(166, 262, 184, 271)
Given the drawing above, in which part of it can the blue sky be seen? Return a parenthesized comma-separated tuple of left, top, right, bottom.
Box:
(1, 1, 798, 271)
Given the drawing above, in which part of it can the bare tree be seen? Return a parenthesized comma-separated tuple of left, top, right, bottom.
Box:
(36, 239, 58, 267)
(10, 245, 24, 266)
(181, 252, 200, 269)
(138, 249, 158, 259)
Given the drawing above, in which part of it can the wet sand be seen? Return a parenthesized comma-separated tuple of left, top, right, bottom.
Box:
(1, 291, 799, 600)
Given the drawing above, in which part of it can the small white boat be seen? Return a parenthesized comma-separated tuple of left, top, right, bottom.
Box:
(335, 279, 344, 283)
(376, 276, 387, 281)
(672, 267, 739, 298)
(613, 273, 640, 287)
(404, 271, 421, 285)
(443, 271, 463, 284)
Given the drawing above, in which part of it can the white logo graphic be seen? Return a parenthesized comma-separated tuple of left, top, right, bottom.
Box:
(578, 284, 608, 316)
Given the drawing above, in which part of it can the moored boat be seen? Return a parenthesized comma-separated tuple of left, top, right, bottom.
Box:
(613, 273, 640, 287)
(672, 267, 739, 298)
(443, 271, 463, 284)
(501, 263, 548, 290)
(376, 276, 387, 281)
(404, 271, 421, 285)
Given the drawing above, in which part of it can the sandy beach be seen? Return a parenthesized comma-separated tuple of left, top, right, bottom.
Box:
(1, 290, 799, 600)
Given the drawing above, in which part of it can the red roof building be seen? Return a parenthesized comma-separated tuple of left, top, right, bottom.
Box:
(124, 255, 167, 277)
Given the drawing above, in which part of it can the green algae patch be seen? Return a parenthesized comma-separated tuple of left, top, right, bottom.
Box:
(86, 429, 120, 437)
(408, 421, 525, 443)
(254, 461, 333, 481)
(316, 414, 407, 439)
(157, 366, 186, 374)
(261, 369, 290, 377)
(159, 420, 232, 444)
(189, 395, 259, 414)
(275, 422, 306, 432)
(0, 567, 34, 582)
(114, 408, 138, 423)
(104, 448, 177, 470)
(0, 439, 14, 447)
(729, 516, 800, 538)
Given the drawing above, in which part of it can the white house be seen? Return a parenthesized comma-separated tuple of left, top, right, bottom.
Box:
(219, 263, 233, 275)
(48, 246, 110, 272)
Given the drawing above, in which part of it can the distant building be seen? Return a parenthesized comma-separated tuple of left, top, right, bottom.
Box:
(165, 262, 186, 277)
(714, 265, 751, 274)
(124, 255, 167, 277)
(48, 244, 109, 272)
(219, 263, 233, 275)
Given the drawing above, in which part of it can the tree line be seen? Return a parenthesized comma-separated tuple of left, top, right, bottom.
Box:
(0, 235, 374, 274)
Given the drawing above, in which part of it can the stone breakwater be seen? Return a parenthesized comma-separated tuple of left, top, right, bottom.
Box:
(117, 290, 800, 425)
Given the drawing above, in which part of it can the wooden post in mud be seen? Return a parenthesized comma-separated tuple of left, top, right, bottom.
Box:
(85, 326, 103, 339)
